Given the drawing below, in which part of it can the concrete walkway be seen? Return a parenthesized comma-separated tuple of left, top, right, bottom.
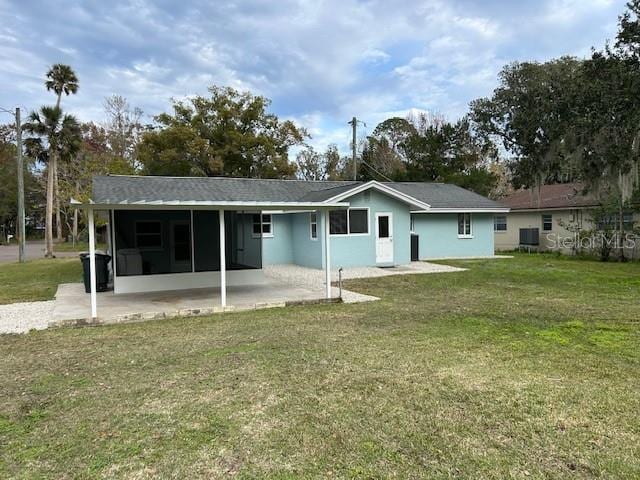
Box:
(264, 261, 466, 303)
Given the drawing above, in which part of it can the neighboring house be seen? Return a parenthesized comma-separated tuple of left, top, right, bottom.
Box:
(77, 175, 507, 317)
(494, 182, 639, 255)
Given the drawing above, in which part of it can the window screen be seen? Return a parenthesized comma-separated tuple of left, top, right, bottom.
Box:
(252, 213, 273, 237)
(458, 213, 472, 236)
(330, 210, 348, 234)
(135, 221, 162, 248)
(542, 214, 553, 231)
(310, 212, 318, 239)
(349, 209, 368, 234)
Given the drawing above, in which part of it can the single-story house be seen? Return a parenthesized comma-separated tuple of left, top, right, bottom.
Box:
(77, 175, 508, 318)
(494, 182, 639, 255)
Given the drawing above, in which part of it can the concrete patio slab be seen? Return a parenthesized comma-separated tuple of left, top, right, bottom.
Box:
(43, 260, 466, 330)
(51, 279, 338, 327)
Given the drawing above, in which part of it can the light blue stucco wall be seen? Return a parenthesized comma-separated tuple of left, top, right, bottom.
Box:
(262, 189, 412, 269)
(291, 212, 323, 268)
(326, 190, 411, 268)
(261, 214, 294, 265)
(412, 213, 495, 259)
(262, 190, 496, 268)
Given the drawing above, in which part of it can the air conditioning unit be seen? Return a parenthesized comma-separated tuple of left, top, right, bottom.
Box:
(519, 228, 540, 246)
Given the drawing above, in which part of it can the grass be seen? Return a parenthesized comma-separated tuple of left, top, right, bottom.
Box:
(52, 242, 107, 252)
(1, 253, 639, 478)
(0, 258, 82, 304)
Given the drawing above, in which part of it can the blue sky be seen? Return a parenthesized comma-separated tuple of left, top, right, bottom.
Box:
(0, 0, 627, 156)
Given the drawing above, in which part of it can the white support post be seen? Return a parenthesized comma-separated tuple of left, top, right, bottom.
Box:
(324, 209, 331, 299)
(88, 208, 97, 319)
(219, 209, 227, 308)
(190, 209, 195, 273)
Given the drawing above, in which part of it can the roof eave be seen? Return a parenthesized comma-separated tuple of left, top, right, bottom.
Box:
(506, 204, 598, 212)
(411, 207, 510, 213)
(73, 200, 351, 210)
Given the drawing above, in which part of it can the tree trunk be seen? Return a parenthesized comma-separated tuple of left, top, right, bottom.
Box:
(54, 161, 63, 242)
(618, 201, 626, 261)
(44, 157, 55, 258)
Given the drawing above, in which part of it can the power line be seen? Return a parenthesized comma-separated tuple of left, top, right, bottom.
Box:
(360, 160, 394, 182)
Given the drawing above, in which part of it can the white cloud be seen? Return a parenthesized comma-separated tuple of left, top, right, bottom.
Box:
(0, 0, 627, 157)
(544, 0, 615, 24)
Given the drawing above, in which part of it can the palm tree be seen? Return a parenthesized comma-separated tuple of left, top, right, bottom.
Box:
(45, 64, 79, 241)
(23, 106, 81, 258)
(45, 64, 79, 110)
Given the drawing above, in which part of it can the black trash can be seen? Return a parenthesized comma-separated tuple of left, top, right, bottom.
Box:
(80, 253, 111, 293)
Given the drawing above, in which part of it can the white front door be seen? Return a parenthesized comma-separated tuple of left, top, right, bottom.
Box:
(375, 212, 393, 264)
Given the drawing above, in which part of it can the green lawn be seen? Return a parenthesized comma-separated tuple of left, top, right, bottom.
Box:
(1, 254, 639, 478)
(0, 258, 82, 304)
(52, 242, 107, 253)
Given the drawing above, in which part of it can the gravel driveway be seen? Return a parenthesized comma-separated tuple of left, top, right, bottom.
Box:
(0, 301, 54, 334)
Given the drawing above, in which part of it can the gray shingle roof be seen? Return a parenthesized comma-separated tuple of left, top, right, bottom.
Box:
(386, 182, 505, 209)
(92, 175, 358, 204)
(91, 175, 505, 210)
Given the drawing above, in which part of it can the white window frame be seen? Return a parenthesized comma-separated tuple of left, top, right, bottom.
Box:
(494, 215, 507, 232)
(252, 213, 274, 238)
(310, 212, 318, 241)
(542, 214, 553, 232)
(329, 207, 370, 237)
(135, 220, 163, 250)
(457, 213, 473, 238)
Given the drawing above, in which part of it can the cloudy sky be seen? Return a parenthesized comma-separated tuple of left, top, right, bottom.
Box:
(0, 0, 626, 155)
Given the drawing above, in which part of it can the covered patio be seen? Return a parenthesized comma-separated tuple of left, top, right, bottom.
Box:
(75, 175, 353, 321)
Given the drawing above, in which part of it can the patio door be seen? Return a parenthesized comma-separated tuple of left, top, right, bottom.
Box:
(170, 221, 192, 272)
(375, 212, 393, 264)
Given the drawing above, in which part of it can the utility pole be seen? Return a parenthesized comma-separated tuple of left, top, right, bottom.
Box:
(16, 107, 25, 263)
(349, 117, 357, 180)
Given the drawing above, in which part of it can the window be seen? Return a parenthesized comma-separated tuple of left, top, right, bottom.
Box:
(252, 213, 273, 238)
(135, 221, 162, 249)
(597, 212, 635, 230)
(542, 214, 553, 231)
(458, 213, 472, 237)
(329, 208, 369, 235)
(378, 215, 390, 238)
(494, 215, 507, 232)
(349, 209, 368, 234)
(410, 215, 415, 233)
(329, 210, 348, 234)
(310, 212, 318, 240)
